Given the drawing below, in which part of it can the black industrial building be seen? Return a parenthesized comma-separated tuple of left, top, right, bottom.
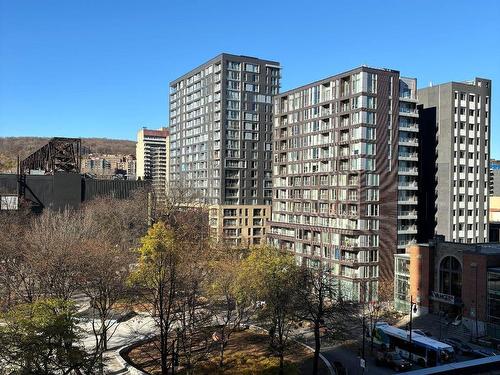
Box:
(0, 137, 149, 212)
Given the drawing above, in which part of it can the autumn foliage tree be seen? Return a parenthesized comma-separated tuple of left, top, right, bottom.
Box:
(0, 298, 91, 374)
(130, 221, 180, 374)
(239, 246, 301, 375)
(207, 245, 254, 369)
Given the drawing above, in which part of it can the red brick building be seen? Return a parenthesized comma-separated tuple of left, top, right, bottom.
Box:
(394, 236, 500, 338)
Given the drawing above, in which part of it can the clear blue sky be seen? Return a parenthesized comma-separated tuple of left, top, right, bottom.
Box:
(1, 0, 499, 157)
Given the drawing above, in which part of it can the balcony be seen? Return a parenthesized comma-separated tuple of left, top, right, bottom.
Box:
(399, 94, 418, 103)
(398, 166, 418, 176)
(340, 256, 358, 267)
(398, 196, 418, 205)
(399, 138, 419, 147)
(399, 108, 419, 118)
(397, 210, 418, 220)
(397, 225, 418, 234)
(397, 238, 417, 250)
(321, 108, 332, 117)
(399, 123, 419, 132)
(398, 181, 418, 190)
(398, 152, 418, 161)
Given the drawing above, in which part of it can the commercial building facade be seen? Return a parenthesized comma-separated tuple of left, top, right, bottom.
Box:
(490, 160, 500, 242)
(490, 196, 500, 242)
(267, 66, 419, 300)
(394, 237, 500, 339)
(418, 79, 491, 244)
(136, 127, 169, 197)
(169, 53, 280, 245)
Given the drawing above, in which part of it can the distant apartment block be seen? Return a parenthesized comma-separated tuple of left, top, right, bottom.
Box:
(82, 154, 136, 179)
(169, 53, 280, 246)
(267, 66, 418, 300)
(418, 78, 491, 244)
(136, 127, 169, 197)
(491, 159, 500, 196)
(490, 160, 500, 242)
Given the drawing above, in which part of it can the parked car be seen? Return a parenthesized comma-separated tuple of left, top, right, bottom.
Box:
(470, 348, 497, 358)
(333, 361, 347, 375)
(442, 337, 474, 355)
(375, 351, 412, 372)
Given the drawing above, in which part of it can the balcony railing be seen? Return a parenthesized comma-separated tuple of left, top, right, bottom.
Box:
(398, 167, 418, 174)
(398, 210, 418, 218)
(399, 138, 419, 145)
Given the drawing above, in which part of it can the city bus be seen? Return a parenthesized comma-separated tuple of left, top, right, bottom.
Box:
(373, 322, 455, 367)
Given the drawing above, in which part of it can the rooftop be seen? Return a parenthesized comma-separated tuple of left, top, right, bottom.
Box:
(277, 65, 401, 97)
(169, 53, 280, 86)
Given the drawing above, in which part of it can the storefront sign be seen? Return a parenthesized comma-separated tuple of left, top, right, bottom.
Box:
(430, 291, 455, 304)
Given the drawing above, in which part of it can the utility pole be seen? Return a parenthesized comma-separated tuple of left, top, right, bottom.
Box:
(408, 295, 417, 363)
(409, 295, 413, 362)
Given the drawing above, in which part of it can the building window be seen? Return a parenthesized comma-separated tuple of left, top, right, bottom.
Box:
(367, 73, 377, 94)
(488, 271, 500, 324)
(439, 256, 462, 297)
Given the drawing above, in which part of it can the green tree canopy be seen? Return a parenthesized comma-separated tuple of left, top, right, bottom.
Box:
(0, 298, 89, 374)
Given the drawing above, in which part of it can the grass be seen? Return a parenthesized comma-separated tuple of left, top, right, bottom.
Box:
(125, 328, 330, 374)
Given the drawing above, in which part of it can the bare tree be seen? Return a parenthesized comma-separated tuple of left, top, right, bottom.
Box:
(82, 188, 149, 251)
(77, 238, 133, 373)
(365, 280, 393, 352)
(0, 210, 35, 308)
(27, 209, 88, 301)
(295, 264, 359, 375)
(174, 255, 213, 374)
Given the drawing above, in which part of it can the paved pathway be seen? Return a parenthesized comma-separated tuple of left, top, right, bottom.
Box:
(78, 313, 156, 374)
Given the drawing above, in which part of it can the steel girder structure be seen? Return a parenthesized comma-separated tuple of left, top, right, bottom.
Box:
(20, 137, 82, 175)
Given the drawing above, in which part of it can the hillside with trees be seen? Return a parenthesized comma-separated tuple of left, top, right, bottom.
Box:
(0, 137, 136, 173)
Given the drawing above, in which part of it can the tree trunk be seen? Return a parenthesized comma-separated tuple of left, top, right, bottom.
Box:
(312, 320, 321, 375)
(102, 321, 108, 351)
(219, 341, 225, 368)
(370, 314, 373, 353)
(279, 353, 284, 375)
(159, 291, 168, 375)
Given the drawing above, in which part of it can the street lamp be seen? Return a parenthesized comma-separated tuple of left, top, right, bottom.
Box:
(408, 295, 418, 362)
(471, 262, 479, 340)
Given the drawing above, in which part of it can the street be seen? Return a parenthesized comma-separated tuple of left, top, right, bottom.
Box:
(322, 344, 396, 375)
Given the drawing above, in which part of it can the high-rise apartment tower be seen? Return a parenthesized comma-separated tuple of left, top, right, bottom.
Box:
(136, 127, 169, 197)
(418, 78, 491, 243)
(169, 53, 280, 246)
(267, 66, 419, 300)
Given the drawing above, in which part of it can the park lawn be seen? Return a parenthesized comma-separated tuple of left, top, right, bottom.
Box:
(125, 329, 330, 374)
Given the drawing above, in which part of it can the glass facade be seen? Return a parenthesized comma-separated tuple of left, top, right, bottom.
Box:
(439, 256, 462, 298)
(394, 254, 411, 311)
(487, 270, 500, 325)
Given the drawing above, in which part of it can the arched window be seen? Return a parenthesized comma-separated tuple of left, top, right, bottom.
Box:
(439, 256, 462, 297)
